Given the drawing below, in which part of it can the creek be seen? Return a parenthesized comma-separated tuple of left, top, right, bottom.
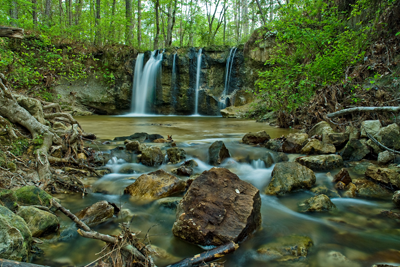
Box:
(33, 116, 400, 267)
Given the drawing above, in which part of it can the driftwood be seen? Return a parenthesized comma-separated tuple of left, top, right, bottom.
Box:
(0, 259, 49, 267)
(327, 106, 400, 118)
(166, 241, 239, 267)
(0, 26, 24, 39)
(51, 199, 155, 267)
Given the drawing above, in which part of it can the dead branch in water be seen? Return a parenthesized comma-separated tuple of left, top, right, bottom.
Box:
(166, 241, 239, 267)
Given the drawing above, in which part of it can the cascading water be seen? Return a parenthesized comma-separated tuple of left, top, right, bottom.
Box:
(219, 47, 237, 109)
(131, 53, 144, 113)
(171, 53, 178, 110)
(132, 50, 163, 115)
(194, 48, 202, 115)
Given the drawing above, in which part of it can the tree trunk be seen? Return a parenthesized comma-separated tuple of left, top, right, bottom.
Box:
(109, 0, 117, 41)
(95, 0, 102, 46)
(125, 0, 134, 45)
(223, 2, 226, 45)
(154, 0, 160, 50)
(255, 0, 267, 25)
(59, 0, 64, 27)
(138, 0, 142, 48)
(76, 0, 82, 25)
(68, 0, 72, 25)
(165, 0, 177, 47)
(242, 0, 248, 36)
(327, 106, 400, 118)
(45, 0, 52, 25)
(32, 0, 38, 26)
(10, 1, 18, 27)
(0, 259, 50, 267)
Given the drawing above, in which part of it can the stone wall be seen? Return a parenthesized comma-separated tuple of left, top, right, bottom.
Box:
(55, 36, 270, 115)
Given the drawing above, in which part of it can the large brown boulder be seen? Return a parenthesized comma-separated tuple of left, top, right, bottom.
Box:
(282, 133, 309, 153)
(365, 166, 400, 189)
(265, 162, 316, 195)
(124, 169, 186, 199)
(172, 168, 261, 246)
(75, 201, 116, 227)
(242, 131, 271, 144)
(295, 154, 343, 171)
(308, 121, 334, 137)
(208, 141, 230, 165)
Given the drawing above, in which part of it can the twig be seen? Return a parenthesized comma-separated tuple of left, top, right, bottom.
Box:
(362, 124, 400, 154)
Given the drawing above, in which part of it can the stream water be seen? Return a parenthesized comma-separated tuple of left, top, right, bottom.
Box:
(33, 116, 400, 267)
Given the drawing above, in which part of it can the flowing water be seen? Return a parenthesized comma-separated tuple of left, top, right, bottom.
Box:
(194, 49, 202, 115)
(131, 53, 144, 113)
(33, 116, 400, 267)
(132, 51, 163, 115)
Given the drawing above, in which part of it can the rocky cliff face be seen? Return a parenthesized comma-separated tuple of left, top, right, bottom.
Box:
(55, 40, 269, 115)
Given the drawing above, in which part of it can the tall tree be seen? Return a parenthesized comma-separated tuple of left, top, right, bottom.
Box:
(109, 0, 117, 41)
(126, 0, 134, 45)
(153, 0, 160, 49)
(58, 0, 64, 27)
(68, 0, 72, 25)
(10, 1, 18, 27)
(205, 0, 227, 45)
(242, 0, 249, 37)
(95, 0, 102, 45)
(45, 0, 52, 25)
(165, 0, 178, 47)
(32, 0, 38, 26)
(138, 0, 142, 48)
(76, 0, 83, 25)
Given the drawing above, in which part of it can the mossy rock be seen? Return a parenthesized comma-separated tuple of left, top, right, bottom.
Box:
(0, 189, 19, 212)
(17, 206, 59, 237)
(15, 186, 55, 210)
(0, 206, 32, 261)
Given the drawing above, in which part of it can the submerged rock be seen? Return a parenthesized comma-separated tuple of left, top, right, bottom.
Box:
(300, 139, 336, 155)
(352, 179, 392, 199)
(75, 201, 116, 227)
(333, 168, 352, 185)
(317, 251, 361, 267)
(14, 186, 55, 210)
(172, 167, 261, 246)
(365, 166, 400, 189)
(282, 133, 309, 153)
(124, 169, 186, 199)
(175, 166, 193, 176)
(265, 139, 283, 152)
(310, 185, 340, 198)
(340, 139, 370, 161)
(0, 206, 32, 261)
(167, 147, 187, 164)
(265, 162, 316, 195)
(17, 206, 59, 237)
(298, 194, 336, 212)
(256, 235, 313, 261)
(153, 197, 182, 211)
(208, 141, 230, 165)
(140, 146, 164, 166)
(125, 140, 146, 154)
(242, 131, 271, 144)
(295, 154, 343, 171)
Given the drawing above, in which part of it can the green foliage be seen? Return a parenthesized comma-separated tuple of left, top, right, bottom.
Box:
(255, 0, 372, 112)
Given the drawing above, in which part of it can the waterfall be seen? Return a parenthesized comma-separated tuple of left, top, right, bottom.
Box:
(194, 48, 202, 115)
(132, 50, 163, 114)
(131, 53, 144, 113)
(219, 47, 237, 109)
(251, 159, 266, 169)
(171, 53, 178, 109)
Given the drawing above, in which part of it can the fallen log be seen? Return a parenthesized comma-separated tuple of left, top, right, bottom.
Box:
(327, 106, 400, 118)
(0, 26, 24, 39)
(166, 241, 239, 267)
(0, 259, 49, 267)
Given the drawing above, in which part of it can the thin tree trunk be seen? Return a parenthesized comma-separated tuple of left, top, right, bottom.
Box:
(154, 0, 160, 50)
(126, 0, 134, 45)
(255, 0, 267, 25)
(76, 0, 82, 25)
(243, 0, 248, 36)
(10, 1, 18, 27)
(32, 0, 38, 26)
(165, 0, 177, 47)
(109, 0, 117, 41)
(223, 2, 226, 45)
(45, 0, 51, 25)
(270, 0, 273, 21)
(138, 0, 142, 48)
(58, 0, 64, 27)
(95, 0, 102, 46)
(68, 0, 72, 25)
